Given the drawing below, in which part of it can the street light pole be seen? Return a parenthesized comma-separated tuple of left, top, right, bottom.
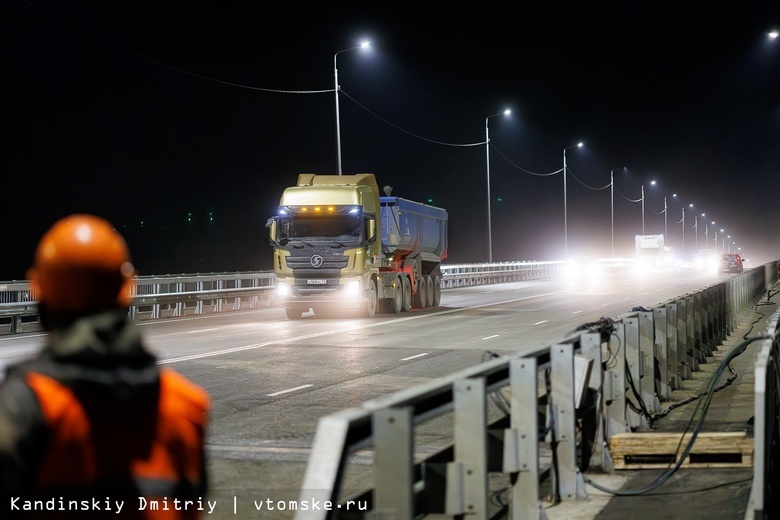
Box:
(663, 196, 668, 242)
(334, 42, 370, 175)
(485, 109, 511, 263)
(563, 142, 583, 257)
(609, 167, 624, 257)
(681, 206, 685, 260)
(641, 180, 656, 236)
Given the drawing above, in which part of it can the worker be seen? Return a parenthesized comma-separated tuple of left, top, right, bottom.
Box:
(0, 215, 210, 518)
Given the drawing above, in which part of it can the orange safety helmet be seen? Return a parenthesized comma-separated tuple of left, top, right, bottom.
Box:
(28, 214, 135, 314)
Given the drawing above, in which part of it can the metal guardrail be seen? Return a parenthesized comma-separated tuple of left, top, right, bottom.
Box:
(294, 262, 778, 519)
(749, 307, 780, 519)
(0, 262, 568, 334)
(0, 272, 277, 334)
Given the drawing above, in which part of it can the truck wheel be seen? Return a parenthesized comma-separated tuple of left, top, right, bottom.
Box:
(392, 276, 403, 313)
(286, 307, 304, 320)
(364, 279, 377, 318)
(401, 275, 412, 312)
(425, 276, 435, 307)
(414, 277, 427, 309)
(432, 276, 442, 307)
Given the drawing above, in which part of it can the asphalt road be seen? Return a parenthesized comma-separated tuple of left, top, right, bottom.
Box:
(0, 266, 731, 518)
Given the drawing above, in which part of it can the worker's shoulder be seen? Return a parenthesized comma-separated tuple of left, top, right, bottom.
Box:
(159, 368, 210, 412)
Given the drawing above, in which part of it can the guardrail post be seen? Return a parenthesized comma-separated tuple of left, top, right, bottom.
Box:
(196, 281, 204, 315)
(654, 306, 671, 400)
(447, 377, 488, 517)
(215, 280, 224, 312)
(604, 322, 628, 440)
(373, 407, 414, 518)
(677, 298, 692, 380)
(726, 278, 736, 333)
(504, 358, 546, 519)
(691, 293, 707, 364)
(550, 343, 586, 501)
(10, 315, 20, 334)
(578, 332, 608, 471)
(702, 288, 715, 355)
(750, 311, 780, 519)
(151, 283, 161, 320)
(686, 295, 700, 372)
(715, 283, 727, 344)
(623, 317, 644, 430)
(295, 411, 362, 520)
(637, 310, 659, 417)
(666, 302, 682, 390)
(174, 282, 183, 317)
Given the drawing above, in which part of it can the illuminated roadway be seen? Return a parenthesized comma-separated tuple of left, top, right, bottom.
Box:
(0, 266, 731, 518)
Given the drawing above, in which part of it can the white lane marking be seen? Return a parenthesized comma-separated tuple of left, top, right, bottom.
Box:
(0, 333, 46, 342)
(402, 352, 430, 361)
(158, 290, 567, 364)
(185, 328, 220, 334)
(267, 384, 313, 397)
(533, 320, 548, 325)
(573, 310, 582, 314)
(481, 335, 500, 341)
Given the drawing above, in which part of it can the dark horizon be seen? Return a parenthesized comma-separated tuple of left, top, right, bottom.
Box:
(4, 2, 780, 280)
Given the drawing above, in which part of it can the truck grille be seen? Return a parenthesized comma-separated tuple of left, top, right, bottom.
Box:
(285, 255, 349, 270)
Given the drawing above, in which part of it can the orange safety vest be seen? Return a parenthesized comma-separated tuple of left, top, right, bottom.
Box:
(21, 368, 209, 519)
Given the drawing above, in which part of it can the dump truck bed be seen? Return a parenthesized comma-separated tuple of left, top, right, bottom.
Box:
(380, 196, 448, 260)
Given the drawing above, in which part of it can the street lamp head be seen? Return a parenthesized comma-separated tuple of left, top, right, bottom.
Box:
(360, 41, 371, 48)
(769, 30, 778, 39)
(487, 109, 512, 122)
(577, 142, 583, 148)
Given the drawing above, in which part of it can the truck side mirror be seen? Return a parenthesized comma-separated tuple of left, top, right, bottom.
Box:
(366, 217, 377, 244)
(266, 217, 278, 244)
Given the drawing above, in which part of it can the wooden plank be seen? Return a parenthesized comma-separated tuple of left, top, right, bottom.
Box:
(609, 432, 753, 469)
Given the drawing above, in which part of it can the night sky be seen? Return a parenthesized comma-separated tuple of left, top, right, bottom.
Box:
(4, 1, 780, 280)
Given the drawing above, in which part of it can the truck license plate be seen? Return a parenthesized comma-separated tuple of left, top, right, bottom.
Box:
(307, 279, 327, 285)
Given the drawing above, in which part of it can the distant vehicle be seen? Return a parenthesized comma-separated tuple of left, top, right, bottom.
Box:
(634, 234, 669, 270)
(694, 249, 718, 271)
(720, 253, 743, 274)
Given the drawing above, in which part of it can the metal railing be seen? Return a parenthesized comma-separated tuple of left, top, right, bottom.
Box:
(294, 262, 778, 519)
(0, 272, 276, 334)
(0, 261, 568, 334)
(749, 307, 780, 519)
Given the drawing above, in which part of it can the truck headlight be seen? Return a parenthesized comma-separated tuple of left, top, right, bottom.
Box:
(277, 282, 289, 296)
(346, 281, 360, 296)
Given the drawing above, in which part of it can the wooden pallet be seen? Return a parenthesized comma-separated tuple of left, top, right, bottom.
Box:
(609, 431, 753, 470)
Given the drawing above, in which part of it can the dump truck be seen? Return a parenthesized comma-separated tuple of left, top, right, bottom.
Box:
(267, 173, 448, 319)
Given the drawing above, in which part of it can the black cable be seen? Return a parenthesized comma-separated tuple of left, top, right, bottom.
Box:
(584, 333, 769, 496)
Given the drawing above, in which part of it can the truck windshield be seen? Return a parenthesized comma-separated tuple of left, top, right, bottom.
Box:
(277, 214, 362, 243)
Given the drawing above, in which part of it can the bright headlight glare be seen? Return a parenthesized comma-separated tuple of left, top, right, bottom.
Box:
(346, 281, 360, 295)
(277, 282, 289, 296)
